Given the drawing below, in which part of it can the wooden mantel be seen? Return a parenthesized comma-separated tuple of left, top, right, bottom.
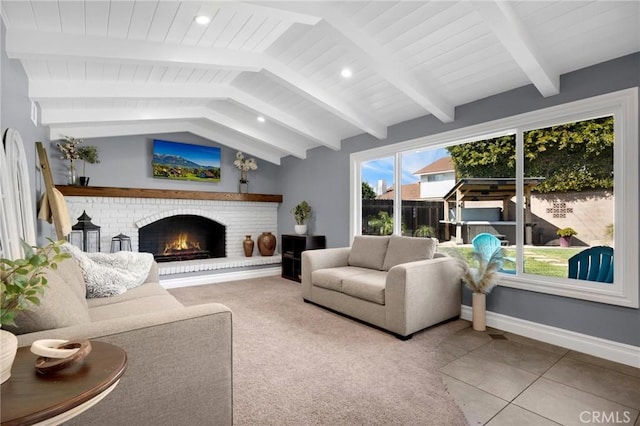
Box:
(57, 185, 283, 203)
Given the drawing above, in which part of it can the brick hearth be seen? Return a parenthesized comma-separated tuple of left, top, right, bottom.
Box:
(62, 192, 281, 276)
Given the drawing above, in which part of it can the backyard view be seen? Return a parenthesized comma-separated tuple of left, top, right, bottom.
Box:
(439, 246, 583, 278)
(361, 116, 614, 283)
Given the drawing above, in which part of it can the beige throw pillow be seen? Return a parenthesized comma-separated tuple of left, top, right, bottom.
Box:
(382, 235, 436, 271)
(4, 264, 91, 335)
(348, 236, 390, 271)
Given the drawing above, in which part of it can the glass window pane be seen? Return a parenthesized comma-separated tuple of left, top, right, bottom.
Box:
(445, 134, 517, 272)
(400, 149, 451, 245)
(361, 157, 394, 235)
(524, 116, 614, 281)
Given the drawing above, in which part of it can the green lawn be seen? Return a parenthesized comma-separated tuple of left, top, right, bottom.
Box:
(439, 246, 583, 278)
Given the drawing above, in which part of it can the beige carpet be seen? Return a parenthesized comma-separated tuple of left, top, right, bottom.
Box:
(170, 276, 468, 425)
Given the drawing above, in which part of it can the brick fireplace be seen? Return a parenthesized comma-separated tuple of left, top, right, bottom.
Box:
(58, 187, 282, 279)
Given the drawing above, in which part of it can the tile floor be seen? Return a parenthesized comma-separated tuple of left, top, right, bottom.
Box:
(436, 324, 640, 426)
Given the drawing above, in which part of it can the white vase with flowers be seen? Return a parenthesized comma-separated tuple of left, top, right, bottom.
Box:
(56, 136, 83, 185)
(233, 151, 258, 193)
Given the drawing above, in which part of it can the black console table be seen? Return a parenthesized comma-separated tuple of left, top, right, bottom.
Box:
(281, 234, 326, 282)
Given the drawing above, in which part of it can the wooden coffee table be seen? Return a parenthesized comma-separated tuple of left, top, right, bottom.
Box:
(1, 341, 127, 426)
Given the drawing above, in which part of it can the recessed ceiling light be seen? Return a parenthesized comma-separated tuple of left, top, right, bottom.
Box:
(195, 15, 210, 25)
(341, 68, 352, 78)
(257, 116, 266, 123)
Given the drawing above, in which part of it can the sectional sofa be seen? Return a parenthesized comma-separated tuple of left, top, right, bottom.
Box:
(8, 257, 232, 425)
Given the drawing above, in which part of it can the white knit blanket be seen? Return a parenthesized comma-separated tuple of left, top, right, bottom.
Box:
(63, 243, 154, 298)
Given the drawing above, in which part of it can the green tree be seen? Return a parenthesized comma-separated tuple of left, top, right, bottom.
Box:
(446, 116, 613, 193)
(447, 135, 515, 179)
(362, 182, 376, 199)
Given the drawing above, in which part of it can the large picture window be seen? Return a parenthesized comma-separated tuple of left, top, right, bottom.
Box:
(350, 89, 638, 307)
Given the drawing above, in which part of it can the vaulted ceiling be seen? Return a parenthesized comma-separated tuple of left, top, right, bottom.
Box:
(2, 1, 639, 164)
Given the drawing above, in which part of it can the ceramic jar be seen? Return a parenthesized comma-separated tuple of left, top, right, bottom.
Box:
(243, 235, 254, 257)
(257, 232, 276, 256)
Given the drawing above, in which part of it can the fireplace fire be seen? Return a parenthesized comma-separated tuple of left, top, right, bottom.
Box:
(139, 215, 225, 262)
(159, 232, 209, 261)
(164, 233, 201, 254)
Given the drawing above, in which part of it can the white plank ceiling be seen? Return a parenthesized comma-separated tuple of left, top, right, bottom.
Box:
(2, 1, 638, 165)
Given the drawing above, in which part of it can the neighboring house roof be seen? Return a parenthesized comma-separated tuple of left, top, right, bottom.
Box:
(377, 183, 421, 200)
(414, 157, 454, 175)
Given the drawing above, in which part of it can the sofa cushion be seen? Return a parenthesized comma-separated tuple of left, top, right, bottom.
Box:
(89, 294, 184, 322)
(5, 263, 91, 335)
(348, 236, 390, 271)
(341, 271, 387, 305)
(87, 282, 172, 308)
(51, 257, 88, 309)
(312, 267, 372, 292)
(382, 236, 436, 271)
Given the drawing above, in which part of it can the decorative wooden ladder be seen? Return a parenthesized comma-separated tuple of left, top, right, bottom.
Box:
(36, 141, 66, 240)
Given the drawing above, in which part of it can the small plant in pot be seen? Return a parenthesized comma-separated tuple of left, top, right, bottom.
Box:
(77, 145, 100, 186)
(0, 239, 70, 383)
(291, 201, 311, 235)
(556, 227, 577, 247)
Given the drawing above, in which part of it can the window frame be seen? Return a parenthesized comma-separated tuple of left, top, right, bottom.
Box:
(350, 88, 638, 308)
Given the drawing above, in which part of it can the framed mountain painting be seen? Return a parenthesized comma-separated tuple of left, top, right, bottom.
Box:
(152, 139, 221, 182)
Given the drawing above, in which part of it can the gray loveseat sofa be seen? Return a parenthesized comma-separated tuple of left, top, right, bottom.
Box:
(7, 257, 232, 425)
(302, 235, 462, 339)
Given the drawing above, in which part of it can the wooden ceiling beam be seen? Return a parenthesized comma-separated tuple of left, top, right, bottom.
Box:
(472, 1, 560, 97)
(42, 106, 307, 159)
(30, 80, 341, 150)
(7, 29, 385, 139)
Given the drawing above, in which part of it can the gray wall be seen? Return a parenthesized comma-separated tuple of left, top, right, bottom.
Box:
(278, 52, 640, 346)
(1, 21, 49, 242)
(43, 133, 280, 195)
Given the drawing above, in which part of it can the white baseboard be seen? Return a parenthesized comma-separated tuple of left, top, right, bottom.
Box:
(160, 267, 281, 289)
(461, 305, 640, 368)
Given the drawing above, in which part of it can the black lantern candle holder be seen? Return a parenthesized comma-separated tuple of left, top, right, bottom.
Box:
(68, 210, 101, 252)
(111, 233, 132, 252)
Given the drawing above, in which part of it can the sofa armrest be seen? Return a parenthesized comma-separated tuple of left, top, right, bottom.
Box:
(385, 257, 462, 336)
(144, 260, 160, 283)
(17, 303, 233, 425)
(301, 247, 351, 299)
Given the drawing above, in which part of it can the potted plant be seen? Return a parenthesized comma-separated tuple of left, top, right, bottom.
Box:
(290, 201, 311, 234)
(0, 239, 70, 383)
(77, 145, 100, 186)
(455, 247, 503, 331)
(556, 227, 577, 247)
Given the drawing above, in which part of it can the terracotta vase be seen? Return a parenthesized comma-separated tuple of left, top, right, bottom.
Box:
(472, 293, 486, 331)
(257, 232, 276, 256)
(243, 235, 254, 257)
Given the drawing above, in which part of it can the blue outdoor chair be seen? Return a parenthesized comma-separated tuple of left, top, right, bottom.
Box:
(471, 233, 516, 274)
(568, 246, 614, 284)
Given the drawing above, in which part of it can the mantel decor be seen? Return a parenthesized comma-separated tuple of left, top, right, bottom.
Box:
(234, 151, 257, 194)
(56, 136, 83, 186)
